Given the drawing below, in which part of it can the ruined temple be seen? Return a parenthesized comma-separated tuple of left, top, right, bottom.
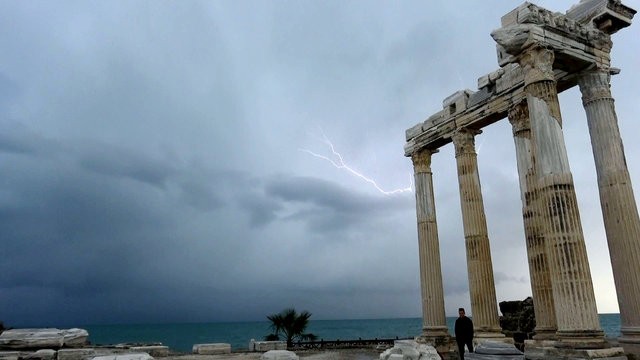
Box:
(404, 1, 639, 359)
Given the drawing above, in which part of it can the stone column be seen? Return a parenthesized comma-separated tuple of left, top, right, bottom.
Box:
(579, 70, 640, 346)
(519, 46, 604, 347)
(451, 128, 503, 338)
(508, 101, 557, 339)
(411, 149, 450, 344)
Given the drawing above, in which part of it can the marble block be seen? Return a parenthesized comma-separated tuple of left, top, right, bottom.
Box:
(249, 340, 287, 352)
(260, 350, 298, 360)
(91, 354, 153, 360)
(466, 341, 523, 360)
(23, 350, 57, 360)
(0, 352, 19, 360)
(57, 349, 96, 360)
(192, 343, 231, 355)
(129, 346, 168, 357)
(379, 340, 440, 360)
(0, 329, 88, 349)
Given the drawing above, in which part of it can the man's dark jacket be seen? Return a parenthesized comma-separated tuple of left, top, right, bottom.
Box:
(454, 316, 474, 342)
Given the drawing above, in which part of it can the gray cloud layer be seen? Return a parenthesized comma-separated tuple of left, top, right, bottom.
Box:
(1, 0, 638, 326)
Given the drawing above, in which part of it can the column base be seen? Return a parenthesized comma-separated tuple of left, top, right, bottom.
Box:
(475, 330, 508, 339)
(532, 327, 557, 340)
(415, 329, 451, 355)
(619, 327, 640, 359)
(620, 326, 640, 343)
(555, 330, 606, 349)
(524, 339, 626, 360)
(474, 331, 513, 349)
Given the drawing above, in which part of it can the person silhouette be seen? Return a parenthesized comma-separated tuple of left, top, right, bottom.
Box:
(454, 307, 474, 360)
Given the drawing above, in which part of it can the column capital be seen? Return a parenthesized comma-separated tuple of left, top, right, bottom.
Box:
(412, 148, 438, 173)
(452, 128, 481, 157)
(578, 70, 613, 106)
(508, 101, 530, 137)
(519, 46, 555, 85)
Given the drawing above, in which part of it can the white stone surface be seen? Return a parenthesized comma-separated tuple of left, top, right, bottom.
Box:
(91, 354, 153, 360)
(473, 341, 522, 355)
(129, 346, 169, 357)
(2, 329, 65, 349)
(0, 329, 63, 348)
(0, 352, 19, 360)
(379, 340, 440, 360)
(191, 343, 231, 355)
(57, 348, 96, 360)
(259, 350, 298, 360)
(24, 349, 57, 360)
(0, 328, 88, 349)
(248, 340, 286, 352)
(62, 329, 90, 347)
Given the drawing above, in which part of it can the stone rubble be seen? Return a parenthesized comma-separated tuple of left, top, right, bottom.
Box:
(0, 329, 88, 349)
(192, 344, 231, 355)
(378, 340, 439, 360)
(259, 350, 298, 360)
(465, 341, 523, 360)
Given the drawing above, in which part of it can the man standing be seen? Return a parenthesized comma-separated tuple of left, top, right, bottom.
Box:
(454, 307, 474, 360)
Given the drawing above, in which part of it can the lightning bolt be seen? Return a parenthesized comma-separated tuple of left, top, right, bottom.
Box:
(300, 132, 413, 196)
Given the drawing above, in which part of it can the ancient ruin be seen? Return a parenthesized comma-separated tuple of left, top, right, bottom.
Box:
(404, 1, 638, 359)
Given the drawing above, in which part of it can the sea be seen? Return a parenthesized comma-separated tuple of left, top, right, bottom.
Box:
(83, 314, 622, 353)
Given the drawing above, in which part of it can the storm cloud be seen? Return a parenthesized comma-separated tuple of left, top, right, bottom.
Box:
(1, 0, 638, 326)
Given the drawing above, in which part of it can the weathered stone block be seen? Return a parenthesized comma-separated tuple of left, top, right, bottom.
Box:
(192, 343, 231, 355)
(129, 346, 168, 357)
(62, 329, 89, 348)
(260, 350, 298, 360)
(57, 348, 96, 360)
(0, 352, 19, 360)
(566, 0, 636, 34)
(442, 90, 473, 118)
(500, 6, 520, 27)
(0, 328, 88, 349)
(248, 340, 286, 352)
(474, 341, 522, 355)
(91, 354, 153, 360)
(23, 350, 57, 360)
(0, 329, 63, 349)
(379, 340, 440, 360)
(405, 123, 424, 141)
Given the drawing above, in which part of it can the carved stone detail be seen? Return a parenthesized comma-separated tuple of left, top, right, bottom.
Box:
(508, 101, 530, 136)
(452, 129, 482, 157)
(579, 71, 613, 106)
(412, 149, 438, 174)
(517, 3, 612, 47)
(519, 47, 555, 85)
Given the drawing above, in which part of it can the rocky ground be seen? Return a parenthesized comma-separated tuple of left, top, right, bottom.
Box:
(163, 349, 382, 360)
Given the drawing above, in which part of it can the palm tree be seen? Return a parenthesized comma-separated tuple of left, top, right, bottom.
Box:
(264, 308, 317, 347)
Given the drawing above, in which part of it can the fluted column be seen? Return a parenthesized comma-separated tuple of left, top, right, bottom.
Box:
(579, 70, 640, 345)
(519, 46, 604, 346)
(508, 101, 557, 339)
(451, 128, 503, 338)
(411, 149, 450, 341)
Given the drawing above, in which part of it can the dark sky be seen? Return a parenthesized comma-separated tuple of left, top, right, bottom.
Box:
(1, 0, 638, 327)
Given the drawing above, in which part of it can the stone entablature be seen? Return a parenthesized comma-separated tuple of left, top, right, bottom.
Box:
(404, 1, 634, 155)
